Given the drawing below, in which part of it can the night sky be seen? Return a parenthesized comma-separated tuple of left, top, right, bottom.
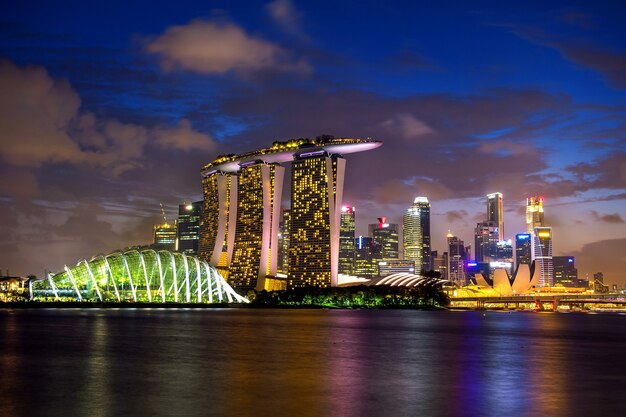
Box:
(1, 0, 624, 284)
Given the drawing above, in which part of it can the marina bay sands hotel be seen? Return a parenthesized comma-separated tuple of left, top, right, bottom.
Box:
(198, 136, 382, 292)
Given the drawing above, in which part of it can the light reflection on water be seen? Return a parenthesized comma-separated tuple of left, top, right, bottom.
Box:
(1, 309, 625, 417)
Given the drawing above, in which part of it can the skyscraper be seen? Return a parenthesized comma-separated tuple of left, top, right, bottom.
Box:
(474, 221, 499, 262)
(515, 233, 532, 268)
(177, 201, 202, 255)
(369, 217, 399, 260)
(338, 205, 356, 275)
(431, 250, 449, 281)
(354, 236, 381, 277)
(553, 256, 578, 287)
(403, 197, 431, 273)
(487, 192, 504, 241)
(532, 226, 553, 286)
(199, 172, 237, 266)
(289, 154, 345, 288)
(229, 163, 284, 291)
(526, 196, 545, 233)
(447, 232, 467, 285)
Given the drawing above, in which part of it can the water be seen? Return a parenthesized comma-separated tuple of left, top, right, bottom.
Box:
(1, 309, 625, 417)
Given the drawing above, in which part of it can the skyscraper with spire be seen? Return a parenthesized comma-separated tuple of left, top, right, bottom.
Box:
(526, 196, 545, 233)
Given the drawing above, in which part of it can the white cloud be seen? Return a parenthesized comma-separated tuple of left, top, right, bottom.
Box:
(266, 0, 302, 35)
(145, 20, 310, 76)
(382, 113, 435, 139)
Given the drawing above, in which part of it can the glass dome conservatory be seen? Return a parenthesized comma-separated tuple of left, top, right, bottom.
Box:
(30, 249, 248, 303)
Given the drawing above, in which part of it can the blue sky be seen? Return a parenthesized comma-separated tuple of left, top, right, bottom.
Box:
(0, 0, 624, 282)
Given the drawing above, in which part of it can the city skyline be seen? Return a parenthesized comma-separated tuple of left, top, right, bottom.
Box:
(0, 0, 624, 284)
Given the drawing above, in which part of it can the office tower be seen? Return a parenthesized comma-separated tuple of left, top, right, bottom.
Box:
(277, 209, 291, 275)
(153, 222, 177, 251)
(369, 217, 399, 260)
(474, 221, 499, 262)
(289, 154, 345, 288)
(553, 256, 578, 287)
(532, 226, 553, 286)
(447, 232, 467, 285)
(403, 197, 431, 273)
(526, 196, 545, 233)
(229, 163, 285, 291)
(177, 201, 202, 255)
(339, 205, 356, 275)
(378, 260, 415, 276)
(432, 250, 449, 281)
(515, 233, 532, 268)
(593, 272, 604, 283)
(199, 172, 237, 266)
(487, 192, 504, 240)
(354, 236, 381, 277)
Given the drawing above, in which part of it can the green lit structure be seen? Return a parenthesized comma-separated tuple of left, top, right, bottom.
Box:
(30, 249, 248, 303)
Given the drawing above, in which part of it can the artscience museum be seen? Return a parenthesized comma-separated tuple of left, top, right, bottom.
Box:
(30, 249, 248, 304)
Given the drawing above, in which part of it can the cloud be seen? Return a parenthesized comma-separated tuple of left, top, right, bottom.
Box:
(266, 0, 302, 35)
(0, 60, 217, 181)
(551, 42, 626, 89)
(382, 113, 435, 140)
(590, 210, 625, 224)
(444, 210, 468, 223)
(570, 238, 626, 285)
(144, 20, 310, 76)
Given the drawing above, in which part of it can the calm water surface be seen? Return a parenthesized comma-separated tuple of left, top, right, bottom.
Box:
(1, 308, 625, 417)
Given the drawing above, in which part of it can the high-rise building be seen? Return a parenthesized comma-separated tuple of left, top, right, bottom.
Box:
(369, 217, 399, 260)
(553, 256, 578, 287)
(532, 226, 553, 286)
(199, 172, 237, 266)
(447, 232, 468, 285)
(289, 154, 345, 288)
(378, 260, 415, 276)
(593, 272, 604, 283)
(339, 205, 356, 275)
(153, 222, 177, 251)
(229, 163, 285, 291)
(474, 221, 499, 262)
(177, 201, 202, 255)
(487, 192, 504, 241)
(403, 197, 431, 273)
(515, 233, 532, 268)
(526, 196, 545, 233)
(277, 209, 291, 275)
(432, 250, 449, 281)
(354, 236, 381, 277)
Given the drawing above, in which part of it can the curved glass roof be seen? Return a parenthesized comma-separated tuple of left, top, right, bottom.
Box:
(30, 249, 248, 303)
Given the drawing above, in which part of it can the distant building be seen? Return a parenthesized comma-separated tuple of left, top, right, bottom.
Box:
(177, 201, 202, 255)
(339, 205, 356, 275)
(487, 192, 504, 241)
(447, 232, 468, 285)
(593, 272, 604, 283)
(515, 233, 532, 268)
(553, 256, 578, 287)
(154, 222, 177, 251)
(378, 260, 415, 276)
(432, 250, 449, 281)
(593, 279, 609, 293)
(369, 217, 399, 260)
(354, 236, 381, 277)
(526, 196, 545, 233)
(474, 221, 499, 262)
(532, 227, 553, 286)
(403, 197, 431, 273)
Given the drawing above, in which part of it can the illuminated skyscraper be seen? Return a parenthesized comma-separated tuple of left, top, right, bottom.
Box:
(229, 163, 284, 291)
(431, 250, 449, 281)
(526, 196, 545, 233)
(474, 221, 499, 262)
(339, 205, 356, 275)
(153, 222, 177, 251)
(487, 192, 504, 241)
(403, 197, 431, 273)
(289, 154, 345, 288)
(447, 231, 467, 285)
(515, 233, 532, 268)
(177, 201, 202, 255)
(553, 256, 578, 287)
(354, 236, 381, 277)
(532, 226, 553, 286)
(199, 172, 237, 266)
(369, 217, 399, 260)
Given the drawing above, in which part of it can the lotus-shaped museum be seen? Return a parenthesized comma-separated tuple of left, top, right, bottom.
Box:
(30, 249, 248, 303)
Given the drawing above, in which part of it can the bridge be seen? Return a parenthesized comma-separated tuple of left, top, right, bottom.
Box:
(450, 293, 626, 311)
